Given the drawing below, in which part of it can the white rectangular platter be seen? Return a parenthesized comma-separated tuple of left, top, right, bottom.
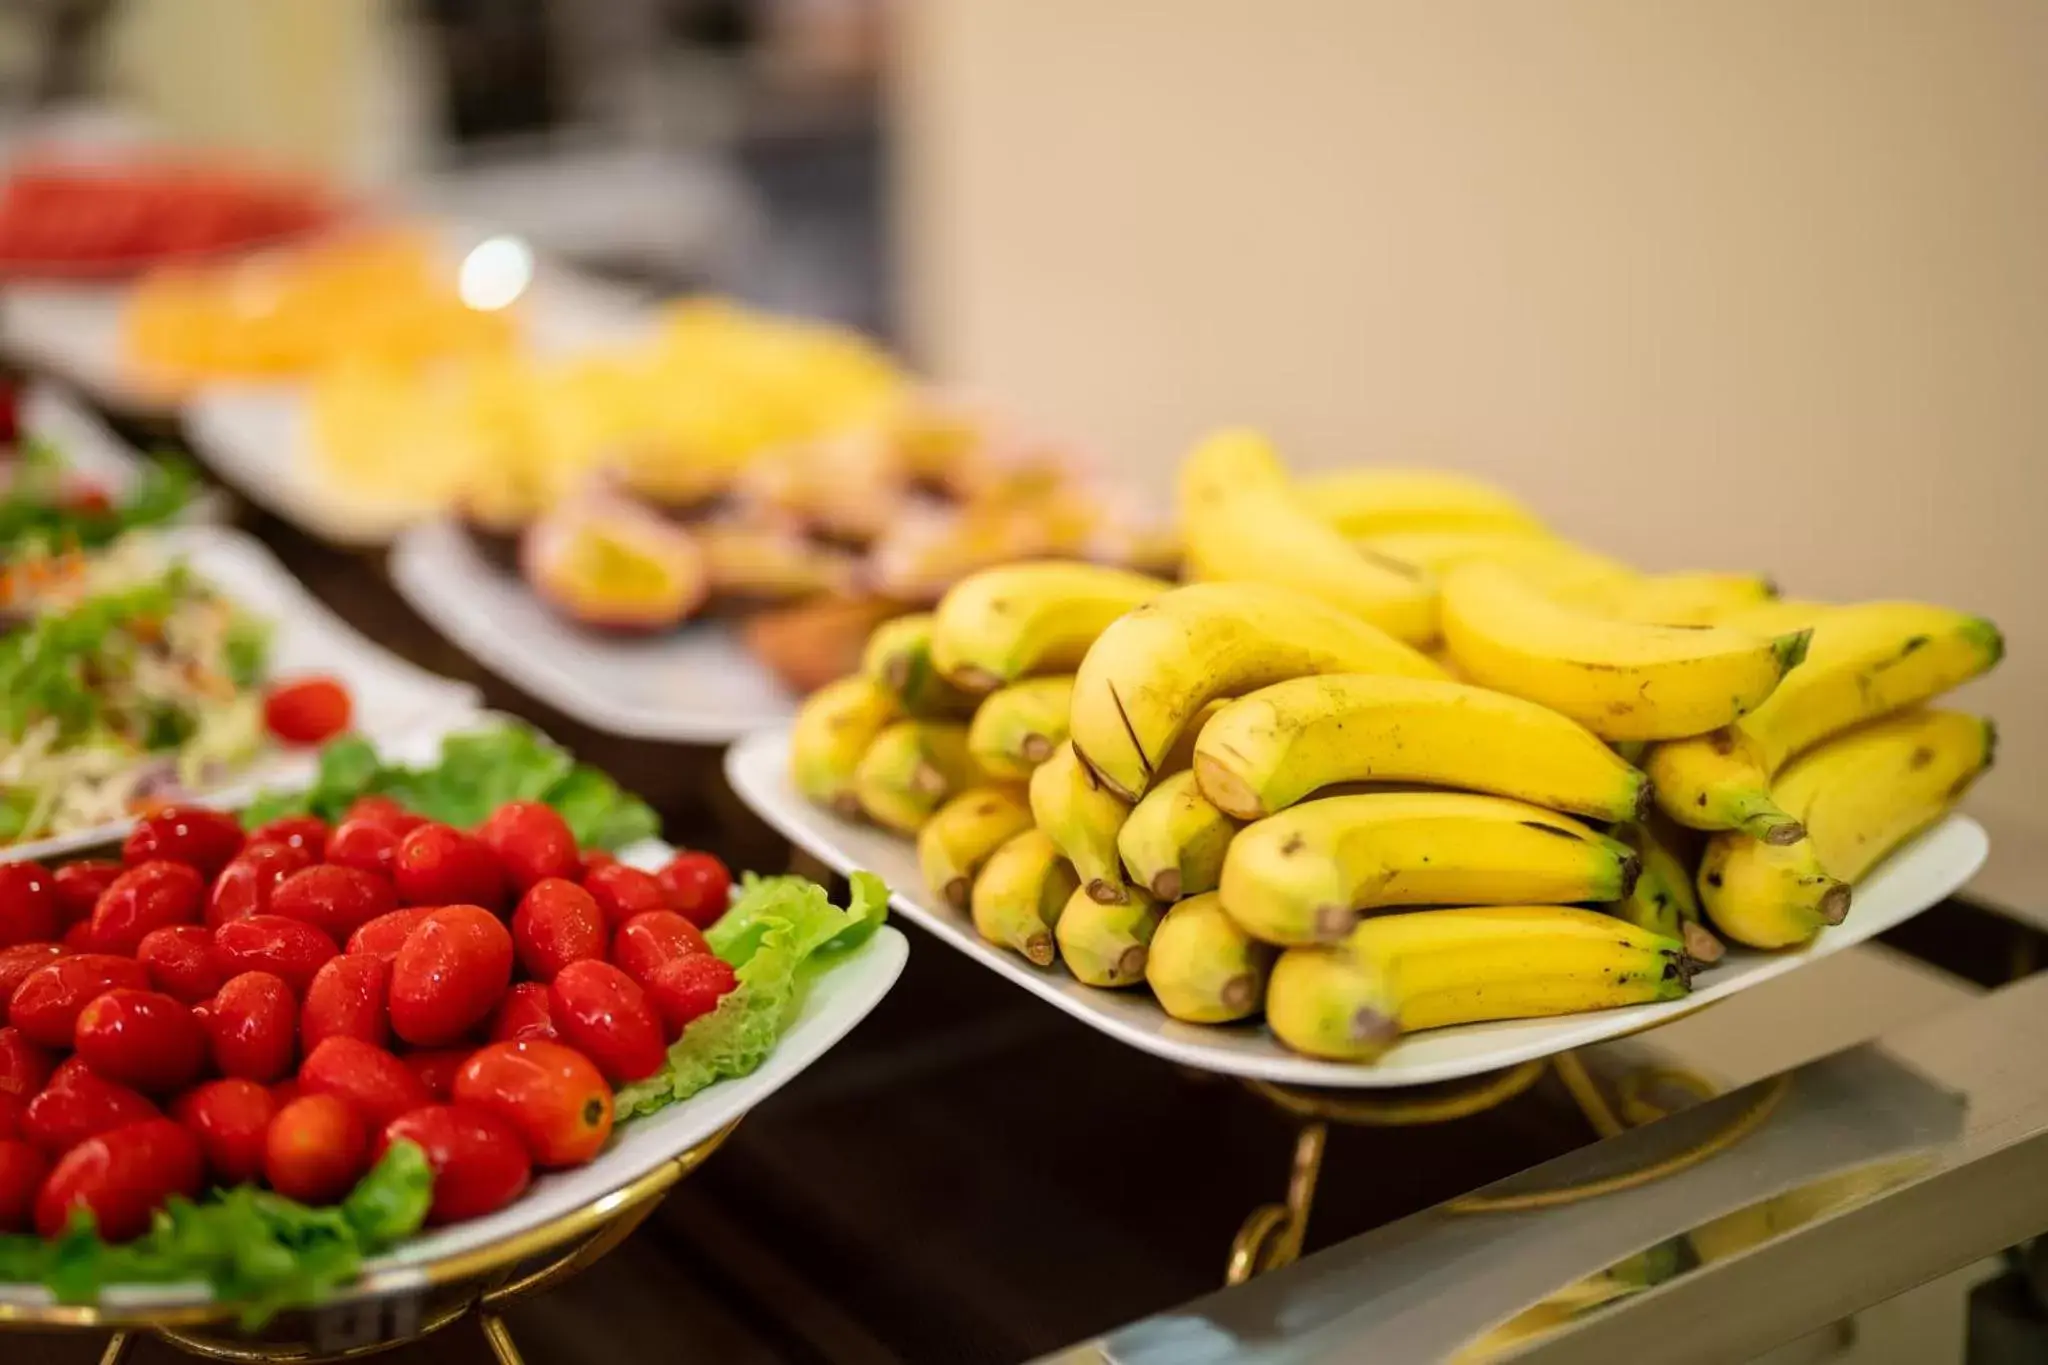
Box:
(726, 725, 1990, 1090)
(390, 518, 796, 744)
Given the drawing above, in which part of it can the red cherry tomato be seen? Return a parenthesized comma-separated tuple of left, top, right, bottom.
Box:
(380, 1104, 531, 1225)
(654, 852, 732, 930)
(645, 955, 738, 1039)
(36, 1118, 201, 1241)
(0, 1027, 52, 1101)
(269, 865, 396, 942)
(22, 1068, 160, 1159)
(0, 1093, 18, 1139)
(200, 972, 296, 1082)
(263, 1094, 367, 1205)
(345, 906, 432, 963)
(577, 850, 616, 878)
(9, 955, 152, 1048)
(0, 943, 66, 1004)
(268, 1079, 303, 1110)
(340, 796, 422, 835)
(487, 983, 557, 1044)
(211, 915, 338, 997)
(90, 861, 203, 956)
(61, 921, 100, 953)
(400, 1048, 472, 1101)
(475, 802, 578, 894)
(135, 926, 222, 1005)
(0, 1140, 44, 1231)
(247, 815, 329, 856)
(298, 1036, 432, 1130)
(582, 863, 668, 930)
(323, 818, 403, 879)
(389, 906, 514, 1048)
(50, 861, 120, 928)
(0, 862, 57, 948)
(73, 989, 206, 1093)
(610, 911, 709, 989)
(206, 842, 316, 930)
(171, 1078, 275, 1185)
(122, 807, 244, 877)
(262, 677, 353, 746)
(393, 824, 505, 909)
(300, 954, 390, 1050)
(547, 960, 667, 1083)
(511, 879, 605, 982)
(452, 1040, 612, 1168)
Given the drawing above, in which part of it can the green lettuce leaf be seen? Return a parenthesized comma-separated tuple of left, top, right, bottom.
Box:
(0, 448, 195, 557)
(617, 871, 888, 1118)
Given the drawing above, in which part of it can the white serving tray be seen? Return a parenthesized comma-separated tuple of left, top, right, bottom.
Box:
(0, 282, 158, 412)
(389, 518, 796, 743)
(726, 726, 1990, 1090)
(1, 523, 479, 863)
(0, 836, 910, 1313)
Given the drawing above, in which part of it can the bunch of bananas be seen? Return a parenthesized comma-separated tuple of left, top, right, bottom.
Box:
(787, 429, 2002, 1065)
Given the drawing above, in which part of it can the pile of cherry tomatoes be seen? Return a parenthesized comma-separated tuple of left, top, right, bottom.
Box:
(0, 799, 735, 1242)
(0, 164, 331, 277)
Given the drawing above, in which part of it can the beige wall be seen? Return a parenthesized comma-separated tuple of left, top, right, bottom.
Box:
(893, 0, 2048, 915)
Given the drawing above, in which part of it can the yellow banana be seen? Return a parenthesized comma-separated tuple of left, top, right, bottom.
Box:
(1145, 892, 1276, 1023)
(1218, 791, 1640, 945)
(916, 785, 1034, 910)
(1029, 739, 1135, 903)
(1299, 468, 1545, 538)
(1179, 430, 1438, 642)
(1352, 528, 1574, 578)
(1555, 571, 1778, 628)
(1648, 602, 2003, 839)
(1700, 709, 1993, 948)
(1610, 820, 1724, 963)
(1265, 941, 1402, 1061)
(928, 560, 1168, 692)
(1117, 770, 1241, 901)
(965, 675, 1075, 779)
(861, 612, 978, 717)
(1055, 884, 1162, 987)
(789, 675, 901, 818)
(1440, 562, 1810, 741)
(851, 720, 988, 834)
(970, 828, 1079, 966)
(1069, 581, 1445, 801)
(1192, 674, 1648, 822)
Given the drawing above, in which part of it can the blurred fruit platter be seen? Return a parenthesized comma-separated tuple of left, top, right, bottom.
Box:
(0, 722, 904, 1315)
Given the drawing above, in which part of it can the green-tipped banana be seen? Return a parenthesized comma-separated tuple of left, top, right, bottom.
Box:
(929, 560, 1168, 693)
(1055, 884, 1161, 987)
(1029, 739, 1133, 904)
(789, 675, 901, 818)
(916, 785, 1033, 910)
(965, 675, 1075, 780)
(1219, 792, 1639, 946)
(970, 829, 1079, 965)
(1193, 674, 1648, 822)
(862, 613, 978, 717)
(1145, 891, 1275, 1023)
(1117, 770, 1241, 902)
(851, 720, 987, 834)
(1610, 820, 1724, 963)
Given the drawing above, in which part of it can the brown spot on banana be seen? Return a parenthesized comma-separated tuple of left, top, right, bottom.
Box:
(1115, 945, 1148, 981)
(1819, 883, 1852, 925)
(1315, 903, 1354, 940)
(1020, 733, 1054, 763)
(943, 877, 971, 910)
(1221, 975, 1257, 1012)
(1151, 869, 1183, 901)
(1087, 877, 1129, 905)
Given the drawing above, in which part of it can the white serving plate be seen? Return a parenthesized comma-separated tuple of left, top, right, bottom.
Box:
(727, 726, 1990, 1089)
(1, 523, 479, 863)
(0, 283, 157, 412)
(0, 835, 910, 1313)
(389, 518, 796, 743)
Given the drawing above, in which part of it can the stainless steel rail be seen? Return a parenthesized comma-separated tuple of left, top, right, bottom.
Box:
(1040, 974, 2048, 1365)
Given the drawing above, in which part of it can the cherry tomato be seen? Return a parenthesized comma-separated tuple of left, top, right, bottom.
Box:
(323, 818, 403, 879)
(452, 1040, 612, 1168)
(645, 955, 739, 1039)
(0, 1027, 52, 1101)
(269, 1079, 303, 1110)
(171, 1078, 274, 1185)
(0, 1092, 19, 1140)
(345, 906, 432, 963)
(511, 879, 605, 982)
(122, 807, 244, 877)
(211, 915, 338, 997)
(61, 921, 100, 952)
(393, 824, 505, 909)
(488, 983, 557, 1044)
(577, 850, 616, 878)
(401, 1048, 472, 1102)
(50, 861, 120, 928)
(0, 943, 65, 1004)
(610, 911, 709, 989)
(0, 1139, 44, 1231)
(547, 960, 666, 1083)
(9, 955, 151, 1048)
(341, 796, 422, 835)
(247, 815, 329, 856)
(262, 677, 353, 746)
(264, 1094, 366, 1205)
(269, 865, 396, 942)
(301, 954, 389, 1050)
(90, 860, 204, 956)
(655, 852, 732, 930)
(22, 1067, 160, 1159)
(476, 802, 578, 894)
(206, 842, 315, 931)
(582, 863, 668, 930)
(0, 862, 57, 947)
(298, 1036, 432, 1130)
(134, 926, 220, 1005)
(380, 1104, 531, 1225)
(74, 989, 206, 1093)
(200, 972, 296, 1082)
(36, 1118, 201, 1241)
(389, 905, 514, 1048)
